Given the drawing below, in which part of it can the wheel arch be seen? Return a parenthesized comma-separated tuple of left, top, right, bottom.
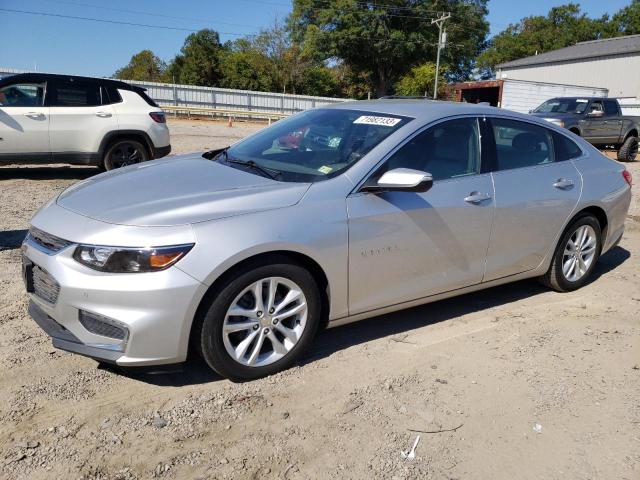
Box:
(570, 205, 609, 241)
(623, 128, 638, 141)
(188, 250, 331, 353)
(99, 130, 154, 161)
(569, 126, 581, 136)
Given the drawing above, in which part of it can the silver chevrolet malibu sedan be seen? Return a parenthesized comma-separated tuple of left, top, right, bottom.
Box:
(23, 100, 632, 380)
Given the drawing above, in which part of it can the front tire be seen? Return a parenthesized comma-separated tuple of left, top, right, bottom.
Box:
(617, 136, 638, 162)
(103, 139, 149, 170)
(196, 260, 321, 381)
(540, 214, 602, 292)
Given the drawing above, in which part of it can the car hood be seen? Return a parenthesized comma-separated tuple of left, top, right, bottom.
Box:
(56, 154, 311, 226)
(529, 112, 576, 122)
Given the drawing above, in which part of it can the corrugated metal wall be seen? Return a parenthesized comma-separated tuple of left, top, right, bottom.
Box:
(126, 80, 349, 115)
(501, 79, 609, 114)
(0, 68, 349, 115)
(497, 54, 640, 99)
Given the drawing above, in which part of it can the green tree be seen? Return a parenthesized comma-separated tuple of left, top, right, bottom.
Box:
(178, 29, 225, 86)
(477, 4, 608, 72)
(607, 0, 640, 36)
(220, 40, 277, 91)
(114, 50, 166, 82)
(162, 55, 184, 83)
(394, 62, 446, 97)
(298, 66, 339, 96)
(289, 0, 489, 96)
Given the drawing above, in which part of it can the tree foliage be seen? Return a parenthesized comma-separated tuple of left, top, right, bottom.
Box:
(394, 62, 446, 97)
(114, 50, 166, 82)
(177, 29, 225, 86)
(477, 3, 626, 72)
(289, 0, 489, 96)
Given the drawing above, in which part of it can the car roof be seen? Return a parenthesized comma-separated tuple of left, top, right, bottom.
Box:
(0, 72, 140, 91)
(325, 99, 530, 122)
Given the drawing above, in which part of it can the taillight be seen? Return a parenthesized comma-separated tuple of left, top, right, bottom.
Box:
(149, 112, 166, 123)
(622, 170, 632, 187)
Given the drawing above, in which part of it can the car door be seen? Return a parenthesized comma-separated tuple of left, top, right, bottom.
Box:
(346, 117, 495, 315)
(0, 80, 50, 160)
(483, 117, 582, 282)
(581, 100, 606, 142)
(602, 99, 623, 143)
(48, 79, 118, 161)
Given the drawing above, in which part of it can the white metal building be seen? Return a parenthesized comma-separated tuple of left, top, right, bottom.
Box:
(495, 34, 640, 99)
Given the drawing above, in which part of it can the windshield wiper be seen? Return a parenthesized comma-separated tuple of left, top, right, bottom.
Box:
(224, 157, 281, 180)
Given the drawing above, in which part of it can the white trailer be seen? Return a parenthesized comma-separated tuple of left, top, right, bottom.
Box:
(452, 79, 609, 114)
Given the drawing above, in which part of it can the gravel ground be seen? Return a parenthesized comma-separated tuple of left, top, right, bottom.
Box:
(0, 118, 639, 479)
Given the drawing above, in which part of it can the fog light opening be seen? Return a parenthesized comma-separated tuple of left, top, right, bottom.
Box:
(78, 310, 129, 351)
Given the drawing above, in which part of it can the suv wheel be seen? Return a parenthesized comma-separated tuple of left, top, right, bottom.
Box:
(195, 260, 321, 381)
(103, 139, 149, 170)
(540, 214, 602, 292)
(617, 136, 638, 162)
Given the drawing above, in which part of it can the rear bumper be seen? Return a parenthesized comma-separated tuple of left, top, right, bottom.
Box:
(153, 144, 171, 159)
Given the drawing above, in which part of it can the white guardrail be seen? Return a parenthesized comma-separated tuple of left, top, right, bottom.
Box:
(0, 68, 350, 120)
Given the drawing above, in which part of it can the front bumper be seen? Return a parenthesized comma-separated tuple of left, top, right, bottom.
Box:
(23, 234, 207, 366)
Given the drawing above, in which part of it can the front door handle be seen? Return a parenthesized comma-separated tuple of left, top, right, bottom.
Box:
(96, 111, 112, 118)
(553, 178, 574, 189)
(464, 192, 492, 204)
(24, 112, 45, 119)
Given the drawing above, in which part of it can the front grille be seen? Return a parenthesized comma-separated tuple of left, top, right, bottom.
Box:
(79, 311, 128, 341)
(32, 265, 60, 304)
(28, 227, 72, 254)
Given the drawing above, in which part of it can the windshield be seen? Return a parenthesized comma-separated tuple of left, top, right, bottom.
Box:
(221, 108, 412, 182)
(533, 98, 589, 114)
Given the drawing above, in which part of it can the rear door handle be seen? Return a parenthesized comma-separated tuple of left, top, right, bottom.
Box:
(464, 192, 492, 204)
(96, 111, 112, 118)
(553, 178, 574, 189)
(24, 112, 45, 119)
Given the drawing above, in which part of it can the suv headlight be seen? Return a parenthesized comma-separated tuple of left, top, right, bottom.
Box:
(73, 244, 194, 273)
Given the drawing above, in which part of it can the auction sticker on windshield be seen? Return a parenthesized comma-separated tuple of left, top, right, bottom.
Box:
(354, 115, 402, 127)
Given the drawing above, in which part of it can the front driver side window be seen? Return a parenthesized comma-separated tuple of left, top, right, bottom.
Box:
(384, 117, 480, 181)
(0, 82, 45, 107)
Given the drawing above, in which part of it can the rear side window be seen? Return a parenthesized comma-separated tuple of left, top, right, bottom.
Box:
(490, 118, 553, 170)
(0, 82, 45, 107)
(134, 88, 159, 107)
(102, 85, 122, 105)
(603, 100, 618, 115)
(553, 132, 582, 161)
(50, 81, 101, 107)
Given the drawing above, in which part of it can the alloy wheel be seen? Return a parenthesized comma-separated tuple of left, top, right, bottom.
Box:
(562, 225, 597, 282)
(222, 277, 308, 367)
(110, 142, 143, 168)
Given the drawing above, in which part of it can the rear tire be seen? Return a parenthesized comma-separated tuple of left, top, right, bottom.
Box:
(196, 259, 321, 381)
(540, 214, 602, 292)
(103, 139, 149, 170)
(617, 136, 638, 162)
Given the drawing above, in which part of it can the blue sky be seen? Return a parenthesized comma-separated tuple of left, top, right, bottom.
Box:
(0, 0, 633, 77)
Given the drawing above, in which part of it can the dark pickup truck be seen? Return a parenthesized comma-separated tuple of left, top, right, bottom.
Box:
(530, 97, 639, 161)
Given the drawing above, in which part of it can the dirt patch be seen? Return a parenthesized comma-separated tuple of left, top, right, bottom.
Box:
(1, 119, 638, 479)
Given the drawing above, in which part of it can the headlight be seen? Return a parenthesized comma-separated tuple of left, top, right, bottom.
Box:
(73, 244, 194, 273)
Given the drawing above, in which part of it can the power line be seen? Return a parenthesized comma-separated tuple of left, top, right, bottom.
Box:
(34, 0, 265, 30)
(0, 7, 251, 36)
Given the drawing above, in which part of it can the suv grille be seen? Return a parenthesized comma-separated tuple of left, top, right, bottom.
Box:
(28, 227, 72, 253)
(32, 265, 60, 304)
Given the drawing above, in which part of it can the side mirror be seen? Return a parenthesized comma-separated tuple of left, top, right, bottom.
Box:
(362, 168, 433, 193)
(587, 110, 603, 117)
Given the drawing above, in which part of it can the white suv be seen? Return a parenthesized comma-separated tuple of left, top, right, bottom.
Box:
(0, 73, 170, 170)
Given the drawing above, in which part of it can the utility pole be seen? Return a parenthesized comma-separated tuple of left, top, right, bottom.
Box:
(431, 12, 451, 100)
